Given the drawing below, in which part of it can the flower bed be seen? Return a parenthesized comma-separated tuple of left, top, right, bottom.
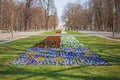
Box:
(60, 36, 85, 48)
(33, 36, 60, 48)
(12, 35, 108, 66)
(12, 48, 107, 65)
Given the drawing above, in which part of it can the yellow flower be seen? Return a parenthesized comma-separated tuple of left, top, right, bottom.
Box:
(82, 50, 92, 57)
(26, 51, 35, 58)
(75, 57, 79, 60)
(71, 50, 76, 52)
(55, 57, 64, 61)
(56, 48, 61, 51)
(38, 57, 45, 61)
(82, 50, 88, 53)
(43, 50, 48, 53)
(85, 52, 92, 57)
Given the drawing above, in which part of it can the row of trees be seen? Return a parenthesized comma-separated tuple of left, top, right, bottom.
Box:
(0, 0, 58, 32)
(62, 0, 120, 34)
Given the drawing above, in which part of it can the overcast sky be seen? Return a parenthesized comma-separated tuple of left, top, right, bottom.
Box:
(54, 0, 87, 26)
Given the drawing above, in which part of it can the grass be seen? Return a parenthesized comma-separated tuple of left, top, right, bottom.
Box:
(76, 36, 120, 64)
(0, 35, 120, 80)
(65, 30, 83, 34)
(41, 30, 58, 35)
(75, 36, 120, 79)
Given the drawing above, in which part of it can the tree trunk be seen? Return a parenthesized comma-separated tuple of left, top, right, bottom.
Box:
(11, 10, 14, 38)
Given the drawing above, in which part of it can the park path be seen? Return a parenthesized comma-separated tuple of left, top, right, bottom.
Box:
(79, 31, 120, 42)
(0, 31, 46, 44)
(0, 31, 120, 45)
(80, 31, 120, 37)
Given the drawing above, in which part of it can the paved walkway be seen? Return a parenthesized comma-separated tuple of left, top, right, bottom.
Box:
(80, 31, 120, 37)
(79, 31, 120, 42)
(0, 31, 46, 44)
(0, 31, 120, 45)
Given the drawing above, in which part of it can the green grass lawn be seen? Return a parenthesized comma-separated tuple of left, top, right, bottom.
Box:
(0, 40, 3, 42)
(41, 30, 58, 35)
(0, 35, 120, 80)
(65, 30, 83, 35)
(75, 36, 120, 64)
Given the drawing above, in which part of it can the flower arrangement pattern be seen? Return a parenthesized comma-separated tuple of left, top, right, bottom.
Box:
(12, 31, 108, 66)
(13, 48, 107, 65)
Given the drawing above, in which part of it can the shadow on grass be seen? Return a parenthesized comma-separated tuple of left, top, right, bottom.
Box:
(0, 36, 47, 55)
(84, 42, 120, 65)
(0, 64, 119, 80)
(0, 35, 120, 80)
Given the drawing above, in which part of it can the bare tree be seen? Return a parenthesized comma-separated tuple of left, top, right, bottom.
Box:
(10, 0, 14, 38)
(0, 0, 2, 29)
(24, 0, 34, 31)
(39, 0, 57, 30)
(62, 0, 120, 35)
(0, 0, 58, 32)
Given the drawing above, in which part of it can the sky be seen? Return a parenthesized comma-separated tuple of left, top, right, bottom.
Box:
(54, 0, 87, 26)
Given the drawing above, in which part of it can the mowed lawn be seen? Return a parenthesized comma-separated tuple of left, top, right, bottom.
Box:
(0, 31, 120, 80)
(41, 30, 58, 34)
(65, 30, 83, 34)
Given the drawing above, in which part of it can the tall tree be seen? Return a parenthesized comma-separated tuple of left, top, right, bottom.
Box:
(62, 0, 120, 35)
(39, 0, 57, 30)
(0, 0, 58, 32)
(24, 0, 34, 31)
(0, 0, 2, 29)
